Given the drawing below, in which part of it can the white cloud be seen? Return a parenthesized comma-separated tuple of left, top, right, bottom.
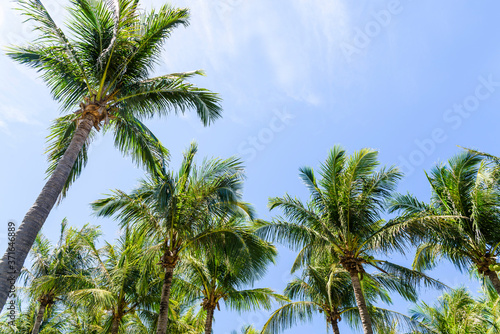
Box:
(0, 105, 42, 133)
(155, 0, 351, 115)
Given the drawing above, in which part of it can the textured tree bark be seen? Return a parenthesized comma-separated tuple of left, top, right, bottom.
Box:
(31, 302, 47, 334)
(486, 270, 500, 295)
(349, 271, 373, 334)
(0, 114, 95, 311)
(156, 267, 175, 334)
(204, 306, 215, 334)
(110, 314, 121, 334)
(330, 319, 341, 334)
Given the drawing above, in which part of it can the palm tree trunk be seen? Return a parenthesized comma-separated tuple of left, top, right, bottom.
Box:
(349, 271, 373, 334)
(31, 302, 47, 334)
(156, 267, 175, 334)
(330, 319, 341, 334)
(204, 306, 215, 334)
(486, 270, 500, 295)
(110, 315, 121, 334)
(0, 114, 95, 311)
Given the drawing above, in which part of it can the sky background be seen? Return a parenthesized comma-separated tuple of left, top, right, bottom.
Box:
(1, 0, 500, 332)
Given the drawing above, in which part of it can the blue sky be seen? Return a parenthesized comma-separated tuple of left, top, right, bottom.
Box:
(1, 0, 500, 332)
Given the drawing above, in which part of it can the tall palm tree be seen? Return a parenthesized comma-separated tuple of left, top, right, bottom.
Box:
(69, 225, 161, 334)
(176, 216, 282, 334)
(0, 0, 222, 309)
(92, 142, 252, 334)
(262, 258, 424, 334)
(21, 220, 97, 334)
(257, 146, 442, 334)
(389, 151, 500, 294)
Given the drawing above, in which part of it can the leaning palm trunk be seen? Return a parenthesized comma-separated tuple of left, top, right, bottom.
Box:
(31, 302, 47, 334)
(349, 272, 373, 334)
(330, 320, 341, 334)
(0, 115, 94, 310)
(156, 267, 175, 334)
(486, 270, 500, 295)
(204, 306, 215, 334)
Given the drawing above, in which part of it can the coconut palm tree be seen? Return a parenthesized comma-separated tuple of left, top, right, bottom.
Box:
(262, 262, 357, 334)
(69, 225, 161, 334)
(481, 283, 500, 334)
(62, 303, 104, 334)
(262, 257, 425, 334)
(92, 142, 252, 334)
(176, 216, 282, 334)
(410, 287, 497, 334)
(231, 325, 261, 334)
(21, 220, 97, 334)
(0, 0, 222, 308)
(257, 146, 442, 334)
(389, 151, 500, 294)
(0, 297, 66, 334)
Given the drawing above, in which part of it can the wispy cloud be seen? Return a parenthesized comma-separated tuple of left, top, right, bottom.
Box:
(0, 105, 43, 134)
(153, 0, 351, 125)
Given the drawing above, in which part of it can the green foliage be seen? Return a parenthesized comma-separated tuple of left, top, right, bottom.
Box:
(68, 225, 162, 333)
(257, 146, 444, 332)
(263, 256, 427, 334)
(389, 151, 500, 282)
(176, 219, 282, 319)
(91, 142, 251, 261)
(8, 0, 222, 199)
(410, 287, 500, 334)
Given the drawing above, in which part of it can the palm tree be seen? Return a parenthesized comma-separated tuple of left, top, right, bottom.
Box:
(21, 220, 97, 334)
(481, 282, 500, 334)
(262, 262, 356, 334)
(69, 225, 161, 334)
(176, 216, 282, 334)
(92, 142, 252, 334)
(257, 146, 442, 334)
(0, 297, 66, 334)
(410, 287, 496, 333)
(0, 0, 222, 308)
(262, 258, 424, 334)
(389, 151, 500, 294)
(62, 303, 104, 334)
(231, 325, 261, 334)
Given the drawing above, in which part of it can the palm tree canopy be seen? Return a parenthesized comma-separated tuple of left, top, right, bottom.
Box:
(91, 143, 254, 333)
(22, 220, 99, 302)
(8, 0, 222, 196)
(410, 287, 499, 334)
(388, 151, 500, 273)
(262, 257, 426, 334)
(257, 146, 441, 290)
(175, 215, 282, 313)
(258, 146, 402, 263)
(68, 225, 162, 333)
(92, 142, 253, 259)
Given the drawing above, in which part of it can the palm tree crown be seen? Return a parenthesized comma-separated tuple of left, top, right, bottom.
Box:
(262, 256, 426, 334)
(70, 225, 161, 334)
(389, 151, 500, 294)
